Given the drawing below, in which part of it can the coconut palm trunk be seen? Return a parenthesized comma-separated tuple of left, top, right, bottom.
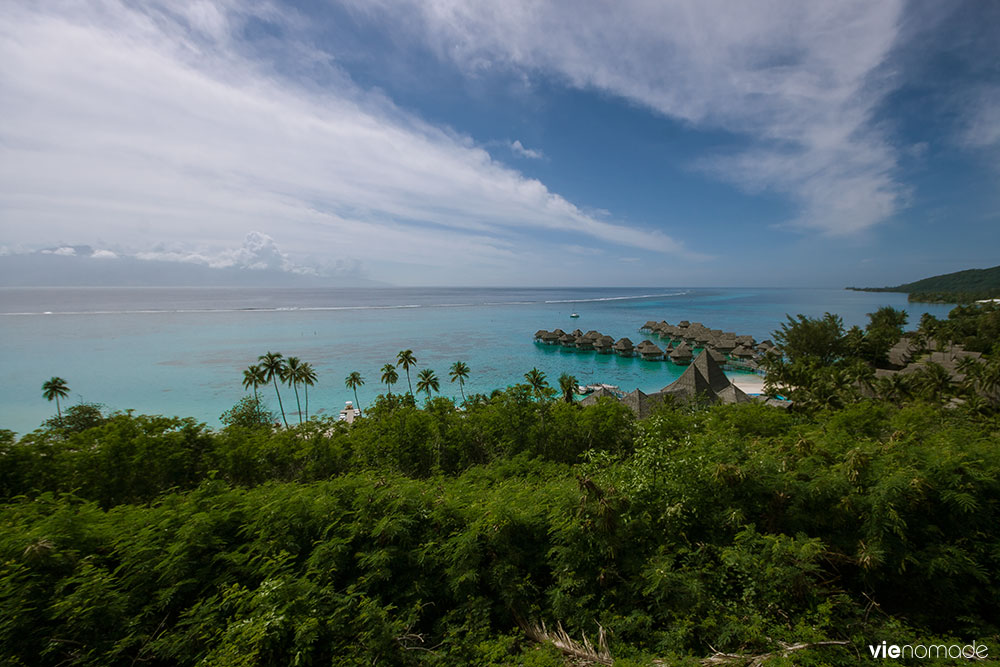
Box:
(271, 376, 288, 427)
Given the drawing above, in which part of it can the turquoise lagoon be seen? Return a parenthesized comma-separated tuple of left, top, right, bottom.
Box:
(0, 287, 955, 435)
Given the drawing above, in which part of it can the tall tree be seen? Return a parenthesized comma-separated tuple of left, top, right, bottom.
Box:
(558, 373, 578, 404)
(396, 349, 417, 395)
(297, 362, 318, 421)
(524, 367, 549, 399)
(415, 368, 440, 400)
(448, 361, 470, 402)
(41, 377, 70, 419)
(284, 356, 305, 424)
(381, 363, 399, 395)
(345, 371, 365, 415)
(242, 364, 268, 421)
(258, 351, 288, 428)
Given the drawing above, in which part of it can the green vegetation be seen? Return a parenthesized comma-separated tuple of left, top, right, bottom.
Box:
(345, 371, 365, 415)
(848, 264, 1000, 302)
(3, 304, 1000, 665)
(397, 349, 418, 396)
(449, 361, 470, 402)
(41, 376, 70, 419)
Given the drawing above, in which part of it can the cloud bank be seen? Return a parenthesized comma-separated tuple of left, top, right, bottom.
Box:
(0, 0, 693, 285)
(349, 0, 909, 235)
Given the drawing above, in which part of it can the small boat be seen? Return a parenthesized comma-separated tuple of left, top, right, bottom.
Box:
(570, 313, 580, 318)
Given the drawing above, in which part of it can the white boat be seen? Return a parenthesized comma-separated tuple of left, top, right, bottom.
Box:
(570, 313, 580, 318)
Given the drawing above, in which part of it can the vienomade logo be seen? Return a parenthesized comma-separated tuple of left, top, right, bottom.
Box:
(868, 640, 988, 660)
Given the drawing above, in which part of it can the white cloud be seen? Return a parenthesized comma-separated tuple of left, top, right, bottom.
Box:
(91, 249, 118, 259)
(348, 0, 909, 235)
(0, 0, 696, 285)
(42, 247, 77, 256)
(959, 86, 1000, 149)
(510, 140, 543, 160)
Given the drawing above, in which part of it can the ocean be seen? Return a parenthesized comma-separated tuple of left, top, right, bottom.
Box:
(0, 286, 956, 435)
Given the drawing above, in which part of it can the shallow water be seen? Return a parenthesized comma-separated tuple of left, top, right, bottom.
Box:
(0, 286, 955, 435)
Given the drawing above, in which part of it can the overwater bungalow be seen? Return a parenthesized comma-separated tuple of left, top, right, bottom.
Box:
(572, 328, 584, 338)
(677, 320, 690, 328)
(576, 335, 596, 350)
(636, 340, 664, 360)
(670, 342, 693, 364)
(558, 333, 578, 347)
(736, 334, 756, 347)
(731, 344, 755, 359)
(552, 328, 566, 337)
(535, 329, 560, 344)
(583, 330, 602, 340)
(594, 335, 615, 353)
(613, 337, 635, 356)
(641, 321, 658, 332)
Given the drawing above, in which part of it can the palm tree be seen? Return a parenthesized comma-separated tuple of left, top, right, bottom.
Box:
(258, 351, 288, 428)
(415, 368, 440, 400)
(345, 371, 365, 415)
(242, 364, 268, 419)
(283, 356, 305, 424)
(558, 373, 578, 403)
(449, 361, 470, 402)
(381, 363, 399, 395)
(42, 377, 70, 419)
(524, 367, 549, 399)
(396, 349, 417, 395)
(297, 362, 318, 421)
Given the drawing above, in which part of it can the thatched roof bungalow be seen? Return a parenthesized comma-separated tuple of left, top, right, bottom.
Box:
(594, 335, 615, 353)
(576, 335, 595, 350)
(660, 351, 749, 405)
(731, 344, 755, 359)
(669, 342, 693, 364)
(636, 340, 664, 360)
(641, 321, 658, 332)
(613, 337, 635, 356)
(558, 333, 578, 347)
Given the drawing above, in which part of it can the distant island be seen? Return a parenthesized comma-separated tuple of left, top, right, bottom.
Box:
(848, 264, 1000, 303)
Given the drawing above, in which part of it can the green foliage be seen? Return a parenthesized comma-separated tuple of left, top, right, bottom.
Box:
(849, 264, 1000, 296)
(220, 396, 277, 429)
(773, 312, 845, 364)
(6, 307, 1000, 664)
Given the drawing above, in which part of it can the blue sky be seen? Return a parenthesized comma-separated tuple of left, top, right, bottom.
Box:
(1, 0, 997, 287)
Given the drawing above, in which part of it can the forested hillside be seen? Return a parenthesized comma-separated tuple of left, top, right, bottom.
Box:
(849, 264, 1000, 303)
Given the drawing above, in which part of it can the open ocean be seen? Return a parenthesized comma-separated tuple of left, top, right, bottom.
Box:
(0, 286, 956, 435)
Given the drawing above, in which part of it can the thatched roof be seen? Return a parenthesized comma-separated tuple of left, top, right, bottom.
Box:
(670, 342, 693, 361)
(558, 334, 577, 345)
(534, 329, 549, 338)
(736, 334, 756, 346)
(572, 329, 584, 337)
(620, 389, 672, 419)
(678, 320, 690, 327)
(637, 340, 664, 358)
(579, 387, 620, 406)
(613, 337, 634, 350)
(584, 330, 602, 339)
(576, 336, 595, 348)
(706, 347, 727, 365)
(597, 335, 615, 345)
(731, 344, 754, 358)
(641, 321, 658, 331)
(660, 350, 743, 404)
(552, 328, 566, 337)
(886, 338, 918, 367)
(716, 384, 752, 404)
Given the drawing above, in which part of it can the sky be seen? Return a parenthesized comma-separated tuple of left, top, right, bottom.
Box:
(0, 0, 998, 287)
